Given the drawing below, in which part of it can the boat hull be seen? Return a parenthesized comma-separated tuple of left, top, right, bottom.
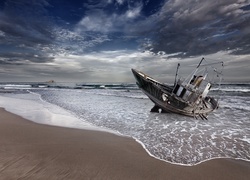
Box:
(131, 69, 218, 118)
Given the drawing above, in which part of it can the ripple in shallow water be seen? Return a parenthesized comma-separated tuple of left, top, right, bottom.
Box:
(29, 88, 250, 165)
(2, 87, 249, 165)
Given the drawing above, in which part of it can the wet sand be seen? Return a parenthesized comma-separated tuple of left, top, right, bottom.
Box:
(0, 107, 249, 180)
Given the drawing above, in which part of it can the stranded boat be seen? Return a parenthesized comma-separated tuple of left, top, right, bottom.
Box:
(131, 58, 223, 119)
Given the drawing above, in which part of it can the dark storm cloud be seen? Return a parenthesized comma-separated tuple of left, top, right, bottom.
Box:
(0, 0, 249, 83)
(0, 0, 53, 46)
(0, 51, 54, 65)
(0, 0, 55, 63)
(140, 0, 250, 57)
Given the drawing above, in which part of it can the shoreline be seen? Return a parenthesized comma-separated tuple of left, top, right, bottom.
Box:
(134, 135, 250, 167)
(1, 88, 250, 166)
(1, 107, 250, 179)
(0, 94, 116, 133)
(2, 92, 250, 166)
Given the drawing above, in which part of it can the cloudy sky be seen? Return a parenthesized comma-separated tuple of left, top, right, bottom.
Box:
(0, 0, 249, 83)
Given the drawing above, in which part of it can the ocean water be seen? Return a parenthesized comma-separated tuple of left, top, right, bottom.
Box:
(0, 83, 249, 165)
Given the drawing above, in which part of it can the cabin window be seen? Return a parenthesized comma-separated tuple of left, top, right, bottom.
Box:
(180, 88, 186, 98)
(190, 75, 197, 84)
(173, 84, 180, 94)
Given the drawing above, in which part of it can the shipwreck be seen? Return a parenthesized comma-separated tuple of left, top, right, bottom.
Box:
(131, 58, 223, 119)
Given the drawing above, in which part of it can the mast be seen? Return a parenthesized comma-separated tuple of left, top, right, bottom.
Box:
(197, 57, 205, 68)
(187, 57, 205, 84)
(174, 63, 180, 86)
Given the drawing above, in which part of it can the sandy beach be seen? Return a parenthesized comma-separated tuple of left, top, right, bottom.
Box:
(0, 107, 249, 180)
